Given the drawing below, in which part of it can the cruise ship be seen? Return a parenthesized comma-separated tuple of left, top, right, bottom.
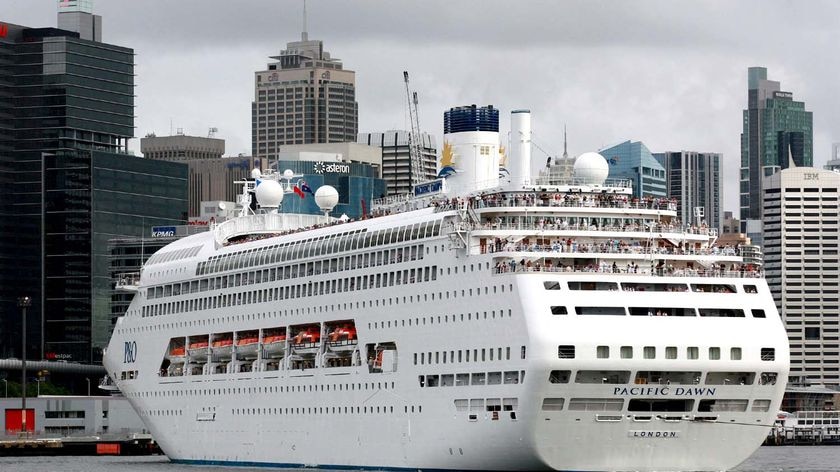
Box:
(104, 112, 789, 471)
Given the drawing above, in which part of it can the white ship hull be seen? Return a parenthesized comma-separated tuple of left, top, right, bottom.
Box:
(105, 190, 789, 471)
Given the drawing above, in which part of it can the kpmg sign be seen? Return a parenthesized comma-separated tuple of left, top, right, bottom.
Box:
(151, 226, 177, 238)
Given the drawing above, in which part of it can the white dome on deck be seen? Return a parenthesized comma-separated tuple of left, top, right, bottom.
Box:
(314, 185, 339, 212)
(573, 152, 609, 185)
(255, 179, 283, 208)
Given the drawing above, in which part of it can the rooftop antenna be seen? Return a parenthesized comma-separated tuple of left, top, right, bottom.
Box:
(563, 124, 569, 159)
(302, 0, 308, 41)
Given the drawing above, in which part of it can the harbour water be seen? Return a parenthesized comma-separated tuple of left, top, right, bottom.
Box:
(0, 446, 837, 472)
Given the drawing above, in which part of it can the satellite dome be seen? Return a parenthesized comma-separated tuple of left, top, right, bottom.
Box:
(573, 152, 609, 185)
(314, 185, 339, 212)
(283, 169, 294, 179)
(255, 179, 283, 208)
(251, 168, 262, 179)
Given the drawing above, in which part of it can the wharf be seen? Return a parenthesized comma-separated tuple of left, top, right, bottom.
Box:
(0, 433, 160, 456)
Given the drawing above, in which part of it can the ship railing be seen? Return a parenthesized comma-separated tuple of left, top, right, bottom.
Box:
(114, 272, 141, 290)
(432, 192, 678, 213)
(471, 222, 715, 237)
(214, 213, 328, 246)
(492, 265, 763, 279)
(482, 243, 739, 258)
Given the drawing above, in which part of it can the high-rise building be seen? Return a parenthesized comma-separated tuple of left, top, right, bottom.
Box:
(825, 143, 840, 171)
(252, 27, 357, 160)
(598, 140, 666, 199)
(140, 133, 258, 218)
(763, 166, 840, 387)
(0, 9, 187, 365)
(740, 67, 813, 228)
(357, 131, 437, 196)
(654, 151, 722, 230)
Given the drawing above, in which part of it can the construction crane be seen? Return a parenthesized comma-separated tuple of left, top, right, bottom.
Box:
(403, 71, 425, 189)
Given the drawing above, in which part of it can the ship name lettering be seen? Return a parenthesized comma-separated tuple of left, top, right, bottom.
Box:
(629, 430, 679, 439)
(613, 387, 716, 396)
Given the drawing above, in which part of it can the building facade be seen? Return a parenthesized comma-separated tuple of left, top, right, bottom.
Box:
(763, 167, 840, 387)
(740, 67, 813, 228)
(0, 12, 187, 365)
(357, 131, 437, 196)
(140, 134, 257, 218)
(654, 151, 722, 230)
(598, 140, 666, 198)
(252, 30, 357, 160)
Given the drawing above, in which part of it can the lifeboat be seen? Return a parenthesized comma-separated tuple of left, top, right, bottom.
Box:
(235, 336, 260, 359)
(166, 345, 186, 361)
(262, 332, 287, 358)
(291, 326, 321, 356)
(211, 336, 233, 359)
(327, 324, 358, 353)
(187, 339, 209, 360)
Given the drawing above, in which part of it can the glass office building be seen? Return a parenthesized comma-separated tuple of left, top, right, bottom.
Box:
(598, 140, 667, 199)
(0, 21, 187, 364)
(271, 159, 385, 219)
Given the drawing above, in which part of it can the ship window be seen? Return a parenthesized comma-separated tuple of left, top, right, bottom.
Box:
(751, 309, 766, 318)
(567, 398, 623, 411)
(730, 348, 742, 360)
(691, 283, 736, 293)
(709, 347, 721, 360)
(541, 398, 565, 411)
(752, 399, 772, 412)
(596, 346, 610, 359)
(550, 306, 568, 315)
(706, 372, 755, 385)
(699, 308, 745, 318)
(621, 282, 688, 292)
(620, 346, 633, 359)
(470, 398, 484, 412)
(698, 399, 748, 412)
(575, 306, 626, 316)
(488, 372, 502, 385)
(471, 373, 486, 386)
(548, 370, 570, 383)
(557, 345, 576, 359)
(628, 399, 694, 412)
(634, 371, 701, 385)
(629, 307, 696, 317)
(568, 281, 618, 291)
(759, 372, 778, 385)
(665, 347, 677, 359)
(744, 285, 758, 294)
(575, 370, 630, 384)
(760, 348, 775, 361)
(643, 346, 656, 359)
(687, 347, 699, 360)
(454, 399, 468, 411)
(543, 281, 562, 290)
(441, 374, 454, 386)
(456, 373, 469, 386)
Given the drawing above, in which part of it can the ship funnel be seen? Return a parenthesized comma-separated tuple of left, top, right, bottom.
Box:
(509, 109, 531, 187)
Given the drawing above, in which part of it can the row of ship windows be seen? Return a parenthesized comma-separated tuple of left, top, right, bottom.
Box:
(141, 264, 438, 318)
(556, 345, 776, 361)
(538, 397, 773, 413)
(197, 220, 443, 276)
(149, 243, 426, 300)
(547, 370, 779, 386)
(413, 346, 525, 365)
(230, 405, 423, 416)
(126, 381, 398, 399)
(419, 370, 525, 388)
(371, 307, 514, 331)
(546, 280, 758, 294)
(550, 306, 766, 318)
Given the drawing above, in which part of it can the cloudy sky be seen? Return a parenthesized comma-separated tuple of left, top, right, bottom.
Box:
(7, 0, 840, 212)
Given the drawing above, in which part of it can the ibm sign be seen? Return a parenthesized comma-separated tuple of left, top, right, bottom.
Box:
(151, 226, 177, 238)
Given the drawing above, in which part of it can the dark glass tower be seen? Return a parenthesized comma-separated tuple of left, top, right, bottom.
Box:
(0, 18, 187, 365)
(740, 67, 813, 225)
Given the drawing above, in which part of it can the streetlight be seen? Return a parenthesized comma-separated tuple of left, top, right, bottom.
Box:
(18, 295, 31, 435)
(2, 378, 7, 398)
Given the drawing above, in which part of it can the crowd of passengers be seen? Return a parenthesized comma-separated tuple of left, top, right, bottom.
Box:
(478, 216, 712, 235)
(493, 258, 761, 278)
(483, 237, 740, 257)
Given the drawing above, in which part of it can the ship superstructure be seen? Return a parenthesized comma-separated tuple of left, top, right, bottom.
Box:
(104, 114, 789, 471)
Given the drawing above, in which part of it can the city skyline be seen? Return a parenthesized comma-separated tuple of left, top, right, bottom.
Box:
(6, 0, 840, 214)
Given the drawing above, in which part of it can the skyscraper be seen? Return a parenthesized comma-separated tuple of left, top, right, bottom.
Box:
(0, 8, 187, 365)
(655, 151, 722, 230)
(763, 166, 840, 387)
(252, 26, 357, 160)
(598, 140, 666, 199)
(740, 67, 813, 228)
